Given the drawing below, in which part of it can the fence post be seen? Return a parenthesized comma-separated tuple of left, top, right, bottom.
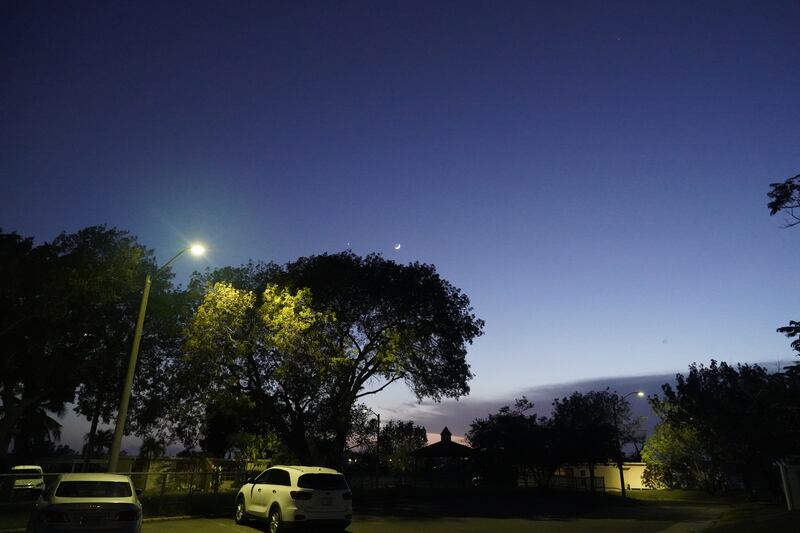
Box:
(188, 471, 194, 515)
(157, 473, 167, 515)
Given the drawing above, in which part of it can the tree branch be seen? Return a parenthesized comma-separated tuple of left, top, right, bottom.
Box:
(355, 375, 403, 399)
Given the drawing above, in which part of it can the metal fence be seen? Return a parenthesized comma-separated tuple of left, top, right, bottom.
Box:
(0, 469, 251, 497)
(0, 470, 248, 530)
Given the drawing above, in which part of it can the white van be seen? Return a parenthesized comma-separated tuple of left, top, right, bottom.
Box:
(12, 465, 45, 493)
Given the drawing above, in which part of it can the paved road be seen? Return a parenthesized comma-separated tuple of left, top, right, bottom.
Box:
(142, 511, 726, 533)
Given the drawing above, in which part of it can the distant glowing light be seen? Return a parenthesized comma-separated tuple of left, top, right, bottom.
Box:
(394, 243, 402, 250)
(189, 243, 206, 256)
(636, 391, 645, 397)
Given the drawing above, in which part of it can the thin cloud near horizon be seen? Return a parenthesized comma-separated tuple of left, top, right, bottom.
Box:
(386, 360, 788, 439)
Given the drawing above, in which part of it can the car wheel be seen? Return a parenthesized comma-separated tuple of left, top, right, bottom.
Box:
(267, 506, 282, 533)
(234, 497, 248, 525)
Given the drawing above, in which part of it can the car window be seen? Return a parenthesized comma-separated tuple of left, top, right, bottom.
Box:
(275, 469, 291, 486)
(297, 474, 348, 490)
(262, 470, 278, 485)
(13, 469, 43, 479)
(264, 469, 291, 486)
(55, 481, 132, 498)
(253, 471, 269, 484)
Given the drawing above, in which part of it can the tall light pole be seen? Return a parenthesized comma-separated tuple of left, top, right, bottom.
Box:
(612, 390, 644, 498)
(107, 243, 206, 472)
(363, 407, 380, 489)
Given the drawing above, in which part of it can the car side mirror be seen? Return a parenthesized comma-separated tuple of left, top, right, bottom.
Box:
(135, 488, 143, 496)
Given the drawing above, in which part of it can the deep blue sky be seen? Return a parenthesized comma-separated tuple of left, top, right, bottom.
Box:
(3, 1, 800, 440)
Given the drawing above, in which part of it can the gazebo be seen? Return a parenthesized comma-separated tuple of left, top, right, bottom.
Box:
(411, 427, 474, 487)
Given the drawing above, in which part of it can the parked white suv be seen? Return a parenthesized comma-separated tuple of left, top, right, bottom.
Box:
(234, 466, 352, 532)
(12, 465, 45, 494)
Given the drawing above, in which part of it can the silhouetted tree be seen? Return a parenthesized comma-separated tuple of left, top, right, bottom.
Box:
(651, 361, 800, 494)
(138, 436, 166, 460)
(60, 227, 179, 464)
(0, 230, 66, 460)
(551, 390, 624, 489)
(0, 226, 185, 462)
(768, 173, 800, 227)
(468, 397, 559, 488)
(83, 428, 113, 457)
(177, 252, 483, 466)
(363, 419, 427, 478)
(767, 174, 800, 373)
(9, 404, 64, 461)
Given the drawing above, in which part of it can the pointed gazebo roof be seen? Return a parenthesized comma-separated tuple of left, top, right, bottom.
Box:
(411, 427, 474, 458)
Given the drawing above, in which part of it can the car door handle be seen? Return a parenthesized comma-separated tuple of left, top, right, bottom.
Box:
(272, 490, 276, 494)
(257, 488, 261, 492)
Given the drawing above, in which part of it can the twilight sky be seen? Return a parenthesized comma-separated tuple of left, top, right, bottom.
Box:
(2, 1, 800, 443)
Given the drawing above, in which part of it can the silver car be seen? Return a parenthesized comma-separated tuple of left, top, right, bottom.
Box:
(26, 473, 142, 533)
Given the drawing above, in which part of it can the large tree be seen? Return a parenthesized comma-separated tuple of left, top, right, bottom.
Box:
(179, 252, 483, 466)
(641, 418, 723, 491)
(467, 398, 559, 488)
(0, 226, 179, 461)
(651, 361, 800, 493)
(61, 227, 180, 463)
(0, 230, 66, 460)
(550, 390, 636, 489)
(363, 419, 427, 478)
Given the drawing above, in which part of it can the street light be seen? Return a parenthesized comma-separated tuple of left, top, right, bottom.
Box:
(612, 391, 645, 498)
(363, 407, 380, 489)
(107, 243, 206, 472)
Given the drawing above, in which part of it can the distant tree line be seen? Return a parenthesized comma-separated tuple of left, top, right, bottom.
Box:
(466, 361, 800, 496)
(464, 174, 800, 494)
(635, 174, 800, 493)
(639, 174, 800, 494)
(0, 226, 483, 468)
(466, 391, 644, 489)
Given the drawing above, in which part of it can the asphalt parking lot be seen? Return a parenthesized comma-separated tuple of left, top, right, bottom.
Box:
(142, 514, 715, 533)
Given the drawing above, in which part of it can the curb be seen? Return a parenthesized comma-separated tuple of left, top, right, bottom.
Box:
(0, 513, 232, 533)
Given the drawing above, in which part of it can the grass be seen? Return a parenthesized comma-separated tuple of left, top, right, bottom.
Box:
(351, 486, 715, 521)
(350, 516, 675, 533)
(625, 489, 747, 504)
(144, 515, 678, 533)
(703, 503, 800, 532)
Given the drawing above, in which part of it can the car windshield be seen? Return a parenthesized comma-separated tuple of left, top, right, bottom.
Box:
(55, 481, 132, 498)
(297, 474, 348, 490)
(14, 469, 42, 479)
